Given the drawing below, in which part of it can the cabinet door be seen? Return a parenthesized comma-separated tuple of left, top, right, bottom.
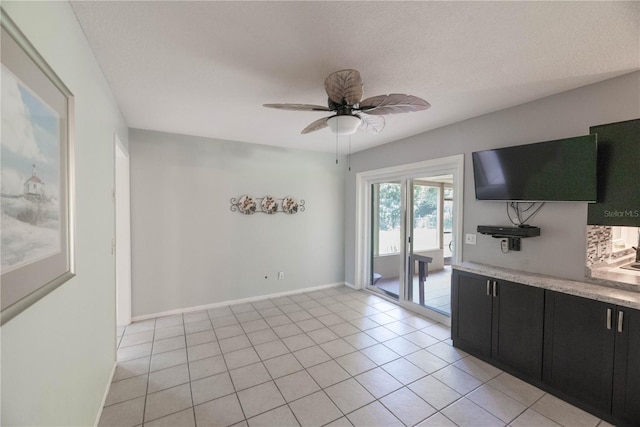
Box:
(587, 119, 640, 226)
(543, 291, 615, 413)
(612, 307, 640, 425)
(492, 280, 544, 380)
(451, 270, 492, 357)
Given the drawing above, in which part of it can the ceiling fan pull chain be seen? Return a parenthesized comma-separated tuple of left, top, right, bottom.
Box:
(348, 135, 352, 171)
(335, 116, 339, 164)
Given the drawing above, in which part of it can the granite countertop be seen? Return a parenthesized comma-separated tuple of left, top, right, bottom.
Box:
(454, 262, 640, 310)
(587, 254, 640, 289)
(589, 267, 640, 287)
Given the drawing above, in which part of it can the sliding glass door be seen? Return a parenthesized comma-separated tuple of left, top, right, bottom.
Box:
(370, 181, 403, 300)
(363, 162, 460, 321)
(407, 177, 453, 316)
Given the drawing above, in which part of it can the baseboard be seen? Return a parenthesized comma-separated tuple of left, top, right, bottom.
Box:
(94, 361, 117, 426)
(132, 282, 347, 322)
(344, 281, 358, 290)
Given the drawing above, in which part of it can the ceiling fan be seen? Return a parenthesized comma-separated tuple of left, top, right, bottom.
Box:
(264, 69, 431, 135)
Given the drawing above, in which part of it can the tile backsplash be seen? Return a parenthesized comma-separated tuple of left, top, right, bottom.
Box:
(587, 226, 612, 266)
(586, 225, 635, 267)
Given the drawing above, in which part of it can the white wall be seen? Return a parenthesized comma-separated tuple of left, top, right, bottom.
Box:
(129, 129, 345, 317)
(115, 138, 132, 326)
(0, 2, 128, 426)
(345, 71, 640, 284)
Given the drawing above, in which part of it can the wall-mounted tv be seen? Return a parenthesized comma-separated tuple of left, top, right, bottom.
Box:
(472, 135, 597, 202)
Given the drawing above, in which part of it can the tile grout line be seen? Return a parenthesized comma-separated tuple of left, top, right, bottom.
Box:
(111, 340, 522, 427)
(112, 291, 403, 424)
(105, 286, 599, 427)
(230, 293, 344, 425)
(235, 310, 419, 422)
(234, 304, 445, 424)
(141, 317, 156, 426)
(245, 296, 328, 426)
(183, 312, 198, 427)
(281, 294, 473, 425)
(225, 306, 251, 424)
(140, 316, 193, 426)
(269, 292, 357, 427)
(522, 392, 564, 427)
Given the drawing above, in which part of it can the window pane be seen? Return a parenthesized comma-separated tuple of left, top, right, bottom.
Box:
(413, 185, 439, 251)
(443, 200, 453, 233)
(378, 182, 401, 255)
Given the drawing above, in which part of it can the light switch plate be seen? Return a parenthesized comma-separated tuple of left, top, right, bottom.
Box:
(465, 233, 477, 245)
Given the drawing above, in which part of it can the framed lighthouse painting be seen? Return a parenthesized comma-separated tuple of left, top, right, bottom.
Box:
(1, 10, 75, 325)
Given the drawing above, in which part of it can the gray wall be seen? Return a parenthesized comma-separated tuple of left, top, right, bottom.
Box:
(345, 71, 640, 284)
(129, 129, 345, 317)
(1, 2, 128, 426)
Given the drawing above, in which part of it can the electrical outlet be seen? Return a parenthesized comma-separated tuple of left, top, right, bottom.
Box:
(465, 233, 476, 245)
(278, 271, 284, 280)
(501, 239, 509, 252)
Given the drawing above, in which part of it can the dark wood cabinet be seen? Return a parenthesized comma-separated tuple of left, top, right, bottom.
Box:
(543, 291, 615, 413)
(612, 306, 640, 425)
(491, 279, 544, 380)
(543, 291, 640, 426)
(588, 118, 640, 226)
(451, 271, 492, 357)
(452, 269, 640, 426)
(452, 270, 544, 381)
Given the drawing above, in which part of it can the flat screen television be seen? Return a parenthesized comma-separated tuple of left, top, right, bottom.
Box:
(472, 135, 597, 202)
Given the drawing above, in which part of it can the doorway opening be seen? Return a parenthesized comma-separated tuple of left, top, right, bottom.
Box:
(356, 155, 463, 323)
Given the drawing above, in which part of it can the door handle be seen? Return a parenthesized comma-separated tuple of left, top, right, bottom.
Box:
(617, 311, 624, 333)
(492, 281, 497, 297)
(486, 280, 491, 296)
(606, 308, 612, 330)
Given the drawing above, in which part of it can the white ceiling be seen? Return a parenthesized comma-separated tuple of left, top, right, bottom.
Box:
(70, 1, 639, 154)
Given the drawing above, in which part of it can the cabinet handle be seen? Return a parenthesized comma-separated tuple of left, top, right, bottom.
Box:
(618, 311, 624, 333)
(606, 308, 612, 330)
(492, 281, 498, 297)
(486, 280, 491, 296)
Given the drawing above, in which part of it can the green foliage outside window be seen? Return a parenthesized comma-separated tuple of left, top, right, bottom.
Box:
(378, 183, 439, 231)
(378, 183, 401, 231)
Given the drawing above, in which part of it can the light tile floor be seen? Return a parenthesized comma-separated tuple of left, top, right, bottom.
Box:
(101, 286, 613, 427)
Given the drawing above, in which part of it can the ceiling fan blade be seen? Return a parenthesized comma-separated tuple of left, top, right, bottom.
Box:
(358, 94, 431, 115)
(357, 113, 385, 134)
(301, 116, 330, 134)
(324, 69, 364, 106)
(263, 103, 331, 111)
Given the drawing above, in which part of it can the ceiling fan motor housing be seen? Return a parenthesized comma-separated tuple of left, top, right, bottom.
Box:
(327, 114, 362, 135)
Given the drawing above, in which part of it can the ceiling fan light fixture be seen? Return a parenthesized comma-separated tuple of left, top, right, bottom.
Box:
(327, 115, 361, 135)
(264, 69, 429, 136)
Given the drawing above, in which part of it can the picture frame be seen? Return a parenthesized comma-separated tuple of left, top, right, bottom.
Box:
(1, 10, 76, 325)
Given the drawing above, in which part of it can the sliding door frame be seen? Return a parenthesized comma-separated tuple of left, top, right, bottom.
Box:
(355, 155, 464, 324)
(366, 178, 408, 302)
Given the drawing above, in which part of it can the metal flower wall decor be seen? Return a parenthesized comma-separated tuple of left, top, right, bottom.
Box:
(230, 195, 305, 215)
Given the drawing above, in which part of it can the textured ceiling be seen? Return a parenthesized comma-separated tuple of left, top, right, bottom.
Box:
(70, 1, 640, 154)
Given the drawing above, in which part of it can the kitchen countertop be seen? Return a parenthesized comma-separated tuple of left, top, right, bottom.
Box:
(454, 262, 640, 310)
(589, 267, 640, 287)
(587, 254, 640, 290)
